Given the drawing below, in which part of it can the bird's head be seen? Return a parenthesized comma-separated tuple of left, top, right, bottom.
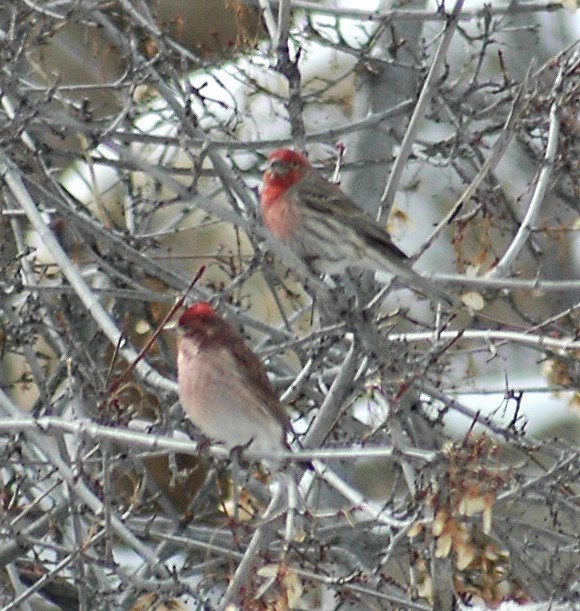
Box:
(177, 301, 223, 345)
(263, 149, 310, 188)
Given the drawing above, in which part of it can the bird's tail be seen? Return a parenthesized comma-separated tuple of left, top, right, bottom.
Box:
(368, 251, 461, 308)
(400, 267, 460, 308)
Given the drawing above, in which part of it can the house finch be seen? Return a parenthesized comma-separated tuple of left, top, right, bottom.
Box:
(176, 301, 290, 462)
(260, 148, 456, 306)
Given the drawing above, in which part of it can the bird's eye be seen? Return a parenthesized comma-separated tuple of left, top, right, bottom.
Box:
(269, 160, 287, 173)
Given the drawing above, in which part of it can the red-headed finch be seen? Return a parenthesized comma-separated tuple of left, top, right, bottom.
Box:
(260, 148, 456, 306)
(176, 301, 290, 463)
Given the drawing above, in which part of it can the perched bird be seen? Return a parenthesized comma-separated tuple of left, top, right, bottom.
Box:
(176, 301, 290, 463)
(260, 148, 456, 306)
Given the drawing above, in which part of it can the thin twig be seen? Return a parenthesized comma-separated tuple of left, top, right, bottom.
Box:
(379, 0, 465, 220)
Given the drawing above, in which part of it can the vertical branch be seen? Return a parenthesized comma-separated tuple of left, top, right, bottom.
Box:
(274, 0, 306, 148)
(379, 0, 465, 222)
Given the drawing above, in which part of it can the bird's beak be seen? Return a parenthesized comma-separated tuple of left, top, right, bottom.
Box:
(263, 161, 274, 176)
(162, 320, 178, 331)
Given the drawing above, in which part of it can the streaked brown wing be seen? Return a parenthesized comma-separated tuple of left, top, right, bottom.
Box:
(226, 334, 291, 433)
(293, 171, 410, 261)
